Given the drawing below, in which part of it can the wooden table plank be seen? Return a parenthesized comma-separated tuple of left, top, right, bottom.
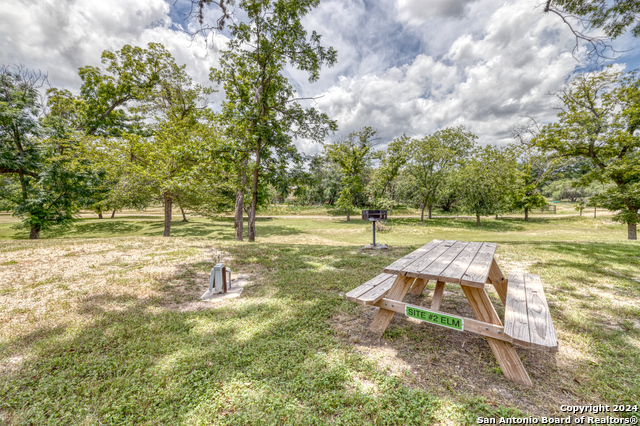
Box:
(345, 273, 395, 301)
(525, 273, 558, 351)
(488, 259, 508, 306)
(402, 240, 457, 277)
(383, 240, 443, 275)
(504, 271, 531, 348)
(439, 241, 483, 283)
(374, 298, 513, 343)
(369, 275, 415, 335)
(461, 285, 532, 387)
(355, 275, 397, 305)
(419, 241, 469, 280)
(407, 277, 429, 296)
(430, 280, 446, 311)
(460, 243, 497, 287)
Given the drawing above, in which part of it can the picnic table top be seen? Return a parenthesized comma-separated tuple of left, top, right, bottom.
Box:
(382, 239, 498, 288)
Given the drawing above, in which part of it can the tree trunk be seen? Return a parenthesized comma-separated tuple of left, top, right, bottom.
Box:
(495, 213, 499, 219)
(235, 159, 248, 242)
(428, 204, 432, 220)
(163, 192, 172, 237)
(180, 206, 188, 222)
(29, 224, 41, 240)
(248, 139, 261, 242)
(235, 190, 245, 241)
(476, 214, 481, 226)
(629, 223, 637, 240)
(524, 207, 529, 222)
(98, 211, 103, 219)
(346, 209, 350, 221)
(594, 207, 597, 218)
(111, 209, 116, 219)
(420, 204, 425, 222)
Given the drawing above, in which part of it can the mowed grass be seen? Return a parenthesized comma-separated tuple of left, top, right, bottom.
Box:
(0, 211, 639, 425)
(0, 207, 625, 244)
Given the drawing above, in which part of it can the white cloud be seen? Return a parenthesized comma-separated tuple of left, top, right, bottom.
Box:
(311, 0, 586, 150)
(397, 0, 478, 24)
(1, 0, 636, 158)
(0, 0, 225, 91)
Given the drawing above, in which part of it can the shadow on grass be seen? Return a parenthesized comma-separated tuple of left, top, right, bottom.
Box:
(497, 240, 640, 279)
(43, 220, 145, 239)
(0, 248, 440, 424)
(106, 215, 164, 220)
(18, 217, 302, 241)
(388, 216, 532, 231)
(143, 220, 304, 239)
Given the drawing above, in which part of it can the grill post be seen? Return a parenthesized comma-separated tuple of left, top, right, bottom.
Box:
(222, 266, 227, 293)
(362, 210, 387, 247)
(373, 220, 376, 246)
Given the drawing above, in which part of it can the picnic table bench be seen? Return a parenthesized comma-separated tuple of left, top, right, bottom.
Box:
(346, 239, 558, 387)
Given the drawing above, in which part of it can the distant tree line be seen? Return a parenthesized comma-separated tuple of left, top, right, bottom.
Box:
(294, 126, 544, 226)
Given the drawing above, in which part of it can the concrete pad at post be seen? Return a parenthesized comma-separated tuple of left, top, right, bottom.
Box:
(363, 244, 388, 250)
(200, 276, 251, 302)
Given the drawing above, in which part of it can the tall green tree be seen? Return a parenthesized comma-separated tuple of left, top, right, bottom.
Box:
(325, 127, 376, 221)
(368, 135, 409, 212)
(459, 145, 521, 226)
(404, 126, 476, 221)
(46, 43, 178, 138)
(534, 68, 640, 239)
(0, 66, 96, 239)
(209, 0, 337, 242)
(77, 43, 179, 137)
(45, 43, 190, 222)
(297, 154, 343, 205)
(510, 123, 562, 221)
(94, 56, 220, 237)
(435, 169, 464, 212)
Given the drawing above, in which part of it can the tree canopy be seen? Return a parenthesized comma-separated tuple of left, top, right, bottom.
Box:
(209, 0, 337, 241)
(534, 68, 640, 239)
(0, 66, 97, 238)
(325, 127, 376, 221)
(458, 145, 521, 226)
(403, 126, 476, 221)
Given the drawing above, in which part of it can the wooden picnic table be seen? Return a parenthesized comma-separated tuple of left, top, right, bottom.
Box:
(346, 239, 558, 387)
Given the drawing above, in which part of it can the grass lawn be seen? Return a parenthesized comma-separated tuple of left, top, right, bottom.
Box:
(237, 201, 602, 218)
(0, 211, 639, 425)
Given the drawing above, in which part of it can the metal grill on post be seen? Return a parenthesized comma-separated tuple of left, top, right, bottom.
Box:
(362, 210, 387, 246)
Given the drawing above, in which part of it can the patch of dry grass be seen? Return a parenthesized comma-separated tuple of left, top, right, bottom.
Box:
(0, 238, 222, 342)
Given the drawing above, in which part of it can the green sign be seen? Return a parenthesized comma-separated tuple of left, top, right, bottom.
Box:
(405, 306, 464, 331)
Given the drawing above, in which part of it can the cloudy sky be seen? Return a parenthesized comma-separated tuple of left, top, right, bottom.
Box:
(1, 0, 638, 153)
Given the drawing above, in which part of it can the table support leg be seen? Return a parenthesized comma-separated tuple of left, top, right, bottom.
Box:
(488, 259, 508, 306)
(369, 275, 415, 336)
(430, 280, 445, 311)
(408, 278, 428, 296)
(461, 286, 532, 387)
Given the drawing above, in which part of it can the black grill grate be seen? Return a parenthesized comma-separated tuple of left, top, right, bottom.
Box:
(361, 210, 387, 221)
